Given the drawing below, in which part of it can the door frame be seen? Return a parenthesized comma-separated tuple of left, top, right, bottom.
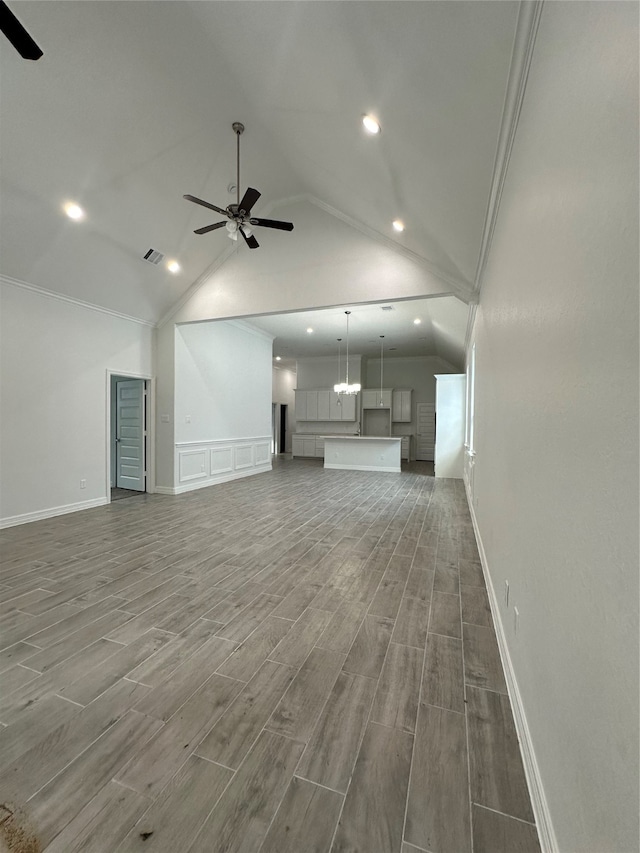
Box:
(106, 369, 155, 501)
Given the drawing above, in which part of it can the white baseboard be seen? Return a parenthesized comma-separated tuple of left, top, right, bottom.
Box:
(156, 462, 272, 496)
(0, 497, 109, 529)
(464, 479, 558, 853)
(324, 463, 401, 473)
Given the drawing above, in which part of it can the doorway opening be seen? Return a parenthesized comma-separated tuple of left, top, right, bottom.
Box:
(108, 373, 150, 502)
(271, 403, 289, 454)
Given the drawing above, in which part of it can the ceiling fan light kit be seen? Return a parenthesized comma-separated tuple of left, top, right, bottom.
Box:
(183, 122, 294, 250)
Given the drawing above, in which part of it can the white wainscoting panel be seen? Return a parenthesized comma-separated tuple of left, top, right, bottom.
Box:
(255, 441, 271, 466)
(234, 444, 254, 470)
(210, 447, 233, 475)
(174, 437, 271, 495)
(179, 449, 208, 482)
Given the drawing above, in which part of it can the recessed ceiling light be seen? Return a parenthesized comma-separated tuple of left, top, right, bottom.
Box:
(362, 115, 381, 135)
(167, 260, 181, 274)
(275, 356, 282, 361)
(63, 202, 85, 221)
(413, 318, 422, 325)
(392, 220, 405, 232)
(307, 328, 314, 334)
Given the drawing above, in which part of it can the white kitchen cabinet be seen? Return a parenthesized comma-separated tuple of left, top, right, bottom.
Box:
(338, 392, 357, 420)
(362, 388, 393, 409)
(307, 392, 318, 421)
(295, 389, 307, 421)
(296, 389, 357, 422)
(317, 389, 331, 421)
(292, 436, 318, 457)
(392, 389, 412, 422)
(295, 389, 319, 421)
(400, 435, 411, 460)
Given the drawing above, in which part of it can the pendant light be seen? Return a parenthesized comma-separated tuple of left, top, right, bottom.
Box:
(379, 335, 385, 406)
(336, 338, 342, 406)
(334, 311, 361, 395)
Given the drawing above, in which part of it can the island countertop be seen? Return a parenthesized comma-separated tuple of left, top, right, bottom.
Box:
(320, 435, 401, 441)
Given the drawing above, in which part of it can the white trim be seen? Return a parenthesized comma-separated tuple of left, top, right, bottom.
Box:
(175, 436, 270, 448)
(160, 462, 272, 495)
(1, 274, 156, 328)
(464, 478, 558, 853)
(323, 463, 400, 473)
(472, 0, 544, 296)
(106, 370, 156, 499)
(0, 497, 109, 529)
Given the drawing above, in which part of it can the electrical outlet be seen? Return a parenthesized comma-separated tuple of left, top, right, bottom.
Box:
(514, 606, 520, 634)
(504, 580, 510, 607)
(185, 415, 191, 424)
(80, 479, 86, 489)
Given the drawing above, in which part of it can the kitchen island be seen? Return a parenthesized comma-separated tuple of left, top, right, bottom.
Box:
(323, 435, 402, 473)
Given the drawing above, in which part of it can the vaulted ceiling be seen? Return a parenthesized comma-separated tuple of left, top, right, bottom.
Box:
(1, 0, 521, 364)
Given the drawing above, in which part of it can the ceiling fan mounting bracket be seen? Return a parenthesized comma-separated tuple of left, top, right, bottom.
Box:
(232, 122, 245, 135)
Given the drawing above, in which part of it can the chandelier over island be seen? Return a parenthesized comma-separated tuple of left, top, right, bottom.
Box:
(334, 311, 361, 395)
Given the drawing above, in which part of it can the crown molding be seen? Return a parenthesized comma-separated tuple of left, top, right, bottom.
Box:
(0, 274, 156, 328)
(473, 0, 545, 297)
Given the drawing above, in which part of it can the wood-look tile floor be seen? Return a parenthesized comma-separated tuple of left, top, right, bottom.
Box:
(0, 458, 541, 853)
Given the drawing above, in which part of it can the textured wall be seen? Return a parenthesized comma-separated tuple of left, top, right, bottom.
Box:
(470, 3, 639, 849)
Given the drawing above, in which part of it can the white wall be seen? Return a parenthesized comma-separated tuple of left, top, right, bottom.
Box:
(296, 355, 362, 390)
(0, 281, 153, 525)
(166, 199, 456, 327)
(469, 3, 638, 851)
(167, 320, 273, 493)
(272, 365, 296, 452)
(175, 320, 272, 442)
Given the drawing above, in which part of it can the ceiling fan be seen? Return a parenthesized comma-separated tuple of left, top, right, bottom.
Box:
(0, 0, 43, 60)
(183, 122, 293, 250)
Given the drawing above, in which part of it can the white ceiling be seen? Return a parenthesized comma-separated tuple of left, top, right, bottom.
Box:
(1, 0, 521, 362)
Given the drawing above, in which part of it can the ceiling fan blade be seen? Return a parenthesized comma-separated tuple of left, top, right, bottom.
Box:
(238, 187, 261, 216)
(194, 221, 227, 235)
(239, 227, 259, 249)
(183, 194, 228, 217)
(249, 218, 294, 232)
(0, 1, 43, 59)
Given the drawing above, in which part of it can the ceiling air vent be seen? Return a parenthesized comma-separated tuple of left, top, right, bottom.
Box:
(142, 249, 164, 265)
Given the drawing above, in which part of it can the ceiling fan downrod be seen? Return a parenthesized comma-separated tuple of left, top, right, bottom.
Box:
(232, 122, 244, 209)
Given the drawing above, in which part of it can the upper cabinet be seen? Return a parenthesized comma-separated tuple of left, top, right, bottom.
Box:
(362, 389, 393, 409)
(295, 389, 357, 421)
(392, 389, 412, 422)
